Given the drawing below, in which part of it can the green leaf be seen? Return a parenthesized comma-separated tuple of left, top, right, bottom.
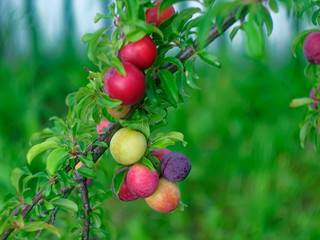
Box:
(81, 33, 93, 44)
(300, 117, 313, 148)
(126, 0, 139, 21)
(23, 222, 61, 237)
(312, 9, 320, 26)
(126, 29, 147, 42)
(43, 200, 54, 211)
(46, 148, 69, 176)
(66, 92, 77, 108)
(110, 57, 126, 76)
(197, 6, 215, 49)
(93, 141, 108, 148)
(140, 157, 156, 172)
(292, 29, 318, 58)
(262, 8, 273, 37)
(87, 28, 107, 62)
(113, 170, 126, 196)
(79, 155, 95, 169)
(159, 0, 194, 13)
(171, 8, 201, 35)
(77, 167, 97, 179)
(101, 189, 114, 200)
(289, 97, 315, 108)
(243, 18, 264, 58)
(229, 26, 241, 41)
(98, 93, 122, 108)
(92, 212, 102, 228)
(198, 51, 221, 68)
(146, 77, 162, 106)
(94, 13, 112, 23)
(27, 141, 60, 165)
(10, 168, 26, 192)
(151, 131, 186, 148)
(134, 20, 164, 38)
(268, 0, 278, 13)
(185, 60, 200, 90)
(51, 199, 79, 212)
(159, 69, 179, 107)
(163, 57, 184, 71)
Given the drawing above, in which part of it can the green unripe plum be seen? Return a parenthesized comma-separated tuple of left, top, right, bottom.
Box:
(110, 128, 147, 165)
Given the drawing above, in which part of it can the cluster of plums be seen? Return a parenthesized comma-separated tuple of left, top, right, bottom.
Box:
(103, 0, 175, 116)
(109, 128, 191, 213)
(95, 2, 189, 213)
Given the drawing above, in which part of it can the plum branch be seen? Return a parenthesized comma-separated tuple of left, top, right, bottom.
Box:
(77, 174, 91, 240)
(0, 5, 247, 240)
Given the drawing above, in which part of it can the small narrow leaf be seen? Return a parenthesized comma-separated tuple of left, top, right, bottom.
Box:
(140, 157, 156, 172)
(27, 141, 60, 164)
(289, 97, 315, 108)
(163, 57, 184, 71)
(23, 222, 61, 237)
(151, 131, 187, 148)
(10, 168, 25, 192)
(300, 118, 312, 148)
(262, 8, 273, 37)
(98, 93, 122, 108)
(110, 57, 126, 76)
(269, 0, 279, 13)
(51, 199, 79, 212)
(159, 69, 179, 107)
(113, 170, 126, 196)
(198, 51, 221, 68)
(79, 155, 95, 169)
(93, 141, 108, 148)
(77, 167, 97, 179)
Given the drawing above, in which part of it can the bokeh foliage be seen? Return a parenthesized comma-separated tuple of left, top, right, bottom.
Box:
(1, 0, 320, 239)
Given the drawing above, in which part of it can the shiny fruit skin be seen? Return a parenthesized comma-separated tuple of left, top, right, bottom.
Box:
(119, 36, 157, 70)
(145, 178, 181, 213)
(161, 152, 191, 182)
(126, 164, 159, 198)
(145, 1, 175, 26)
(111, 167, 139, 202)
(104, 62, 146, 105)
(303, 31, 320, 65)
(107, 105, 131, 119)
(152, 148, 171, 161)
(110, 128, 147, 165)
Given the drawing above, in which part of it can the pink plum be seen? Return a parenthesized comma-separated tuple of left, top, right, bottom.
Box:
(126, 164, 159, 198)
(303, 31, 320, 65)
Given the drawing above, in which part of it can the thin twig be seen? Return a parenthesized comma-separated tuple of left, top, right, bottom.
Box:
(0, 6, 247, 240)
(34, 186, 75, 240)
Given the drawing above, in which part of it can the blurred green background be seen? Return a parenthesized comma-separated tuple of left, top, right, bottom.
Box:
(1, 1, 320, 239)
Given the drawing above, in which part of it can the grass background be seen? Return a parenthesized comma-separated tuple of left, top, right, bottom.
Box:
(1, 1, 320, 239)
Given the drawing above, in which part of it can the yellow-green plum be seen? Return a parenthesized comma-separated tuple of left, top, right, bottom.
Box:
(145, 178, 181, 213)
(110, 128, 147, 165)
